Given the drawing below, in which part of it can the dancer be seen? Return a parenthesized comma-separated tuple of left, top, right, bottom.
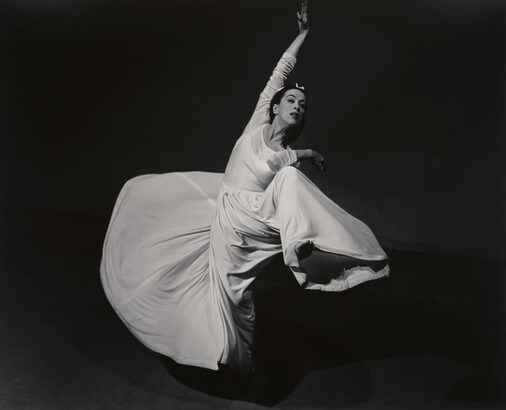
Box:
(101, 0, 389, 375)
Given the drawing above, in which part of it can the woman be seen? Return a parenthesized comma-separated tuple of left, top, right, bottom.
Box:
(100, 0, 389, 375)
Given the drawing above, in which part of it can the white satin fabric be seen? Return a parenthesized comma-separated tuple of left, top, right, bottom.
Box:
(100, 53, 389, 374)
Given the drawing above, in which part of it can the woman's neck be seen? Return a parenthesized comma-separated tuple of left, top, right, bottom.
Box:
(264, 123, 290, 151)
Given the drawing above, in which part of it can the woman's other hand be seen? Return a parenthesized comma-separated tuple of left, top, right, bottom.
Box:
(310, 151, 326, 173)
(295, 149, 326, 173)
(297, 0, 309, 35)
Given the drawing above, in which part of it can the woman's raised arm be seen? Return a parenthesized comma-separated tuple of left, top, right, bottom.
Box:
(287, 0, 309, 58)
(243, 1, 309, 133)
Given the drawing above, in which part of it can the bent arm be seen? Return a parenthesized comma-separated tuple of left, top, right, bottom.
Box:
(295, 149, 327, 173)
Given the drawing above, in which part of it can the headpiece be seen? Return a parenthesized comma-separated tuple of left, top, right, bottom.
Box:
(275, 82, 305, 93)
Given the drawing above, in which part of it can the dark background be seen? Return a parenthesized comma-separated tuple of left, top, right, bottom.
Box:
(1, 0, 505, 260)
(0, 1, 505, 408)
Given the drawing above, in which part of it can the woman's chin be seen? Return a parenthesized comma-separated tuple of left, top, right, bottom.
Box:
(287, 119, 302, 127)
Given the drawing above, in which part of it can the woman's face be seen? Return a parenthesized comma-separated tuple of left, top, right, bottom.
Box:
(273, 89, 307, 127)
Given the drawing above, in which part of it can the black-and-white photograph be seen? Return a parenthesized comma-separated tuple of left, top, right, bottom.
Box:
(1, 0, 504, 408)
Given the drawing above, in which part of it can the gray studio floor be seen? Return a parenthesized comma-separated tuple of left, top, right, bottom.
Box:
(0, 206, 504, 409)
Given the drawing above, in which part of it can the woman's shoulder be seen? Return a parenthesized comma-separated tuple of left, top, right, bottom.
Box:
(249, 124, 270, 153)
(233, 123, 275, 159)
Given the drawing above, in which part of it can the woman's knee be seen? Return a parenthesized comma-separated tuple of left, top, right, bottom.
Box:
(277, 165, 302, 179)
(273, 166, 305, 192)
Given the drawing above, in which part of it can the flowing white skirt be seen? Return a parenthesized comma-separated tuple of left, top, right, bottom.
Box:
(100, 168, 389, 373)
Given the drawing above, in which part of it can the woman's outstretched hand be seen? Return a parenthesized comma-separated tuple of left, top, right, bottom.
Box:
(285, 0, 309, 57)
(297, 0, 309, 34)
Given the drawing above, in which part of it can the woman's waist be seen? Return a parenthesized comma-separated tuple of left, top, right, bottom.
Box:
(221, 179, 265, 195)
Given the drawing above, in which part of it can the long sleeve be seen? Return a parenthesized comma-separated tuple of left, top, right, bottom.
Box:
(243, 53, 297, 134)
(266, 148, 299, 172)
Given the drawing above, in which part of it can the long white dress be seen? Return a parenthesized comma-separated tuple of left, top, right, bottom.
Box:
(100, 53, 389, 374)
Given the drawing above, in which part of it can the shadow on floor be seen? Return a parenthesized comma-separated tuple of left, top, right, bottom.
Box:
(73, 299, 375, 407)
(72, 250, 505, 406)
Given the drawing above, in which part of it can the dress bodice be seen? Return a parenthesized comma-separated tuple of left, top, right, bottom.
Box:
(223, 124, 298, 192)
(222, 52, 299, 193)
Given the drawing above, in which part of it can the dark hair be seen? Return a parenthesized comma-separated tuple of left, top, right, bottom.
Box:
(269, 83, 308, 143)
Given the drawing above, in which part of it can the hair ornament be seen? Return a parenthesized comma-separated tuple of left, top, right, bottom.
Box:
(275, 83, 305, 93)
